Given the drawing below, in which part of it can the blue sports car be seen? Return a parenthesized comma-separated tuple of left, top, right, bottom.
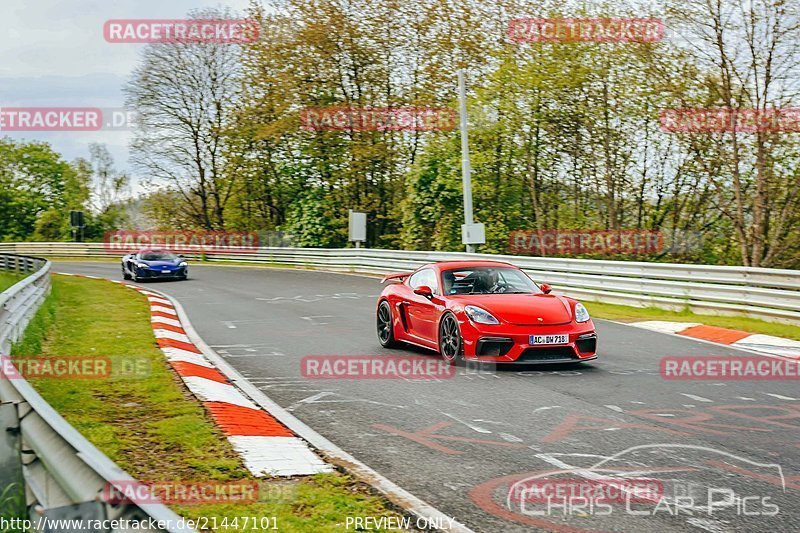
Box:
(122, 249, 188, 281)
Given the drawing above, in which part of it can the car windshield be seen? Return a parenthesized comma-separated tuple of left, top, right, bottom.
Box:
(140, 251, 178, 261)
(441, 267, 540, 295)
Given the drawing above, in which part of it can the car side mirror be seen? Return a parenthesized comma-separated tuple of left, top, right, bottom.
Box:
(413, 285, 433, 299)
(178, 254, 184, 258)
(539, 283, 552, 294)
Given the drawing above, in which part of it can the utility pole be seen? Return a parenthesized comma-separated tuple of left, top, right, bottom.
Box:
(457, 69, 484, 253)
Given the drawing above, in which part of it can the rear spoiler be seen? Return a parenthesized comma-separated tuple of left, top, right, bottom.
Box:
(381, 272, 411, 283)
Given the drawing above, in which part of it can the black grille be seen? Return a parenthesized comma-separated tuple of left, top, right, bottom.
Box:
(142, 268, 184, 278)
(476, 338, 514, 356)
(576, 335, 597, 354)
(517, 347, 577, 362)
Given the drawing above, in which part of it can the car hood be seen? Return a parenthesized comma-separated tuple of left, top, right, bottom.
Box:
(139, 259, 181, 268)
(454, 293, 573, 326)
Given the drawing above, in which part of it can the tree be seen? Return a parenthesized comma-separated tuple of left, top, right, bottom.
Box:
(0, 138, 90, 241)
(666, 0, 800, 267)
(125, 8, 244, 230)
(121, 0, 800, 267)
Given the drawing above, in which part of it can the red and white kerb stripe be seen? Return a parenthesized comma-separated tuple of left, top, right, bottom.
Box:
(121, 281, 333, 476)
(631, 321, 800, 360)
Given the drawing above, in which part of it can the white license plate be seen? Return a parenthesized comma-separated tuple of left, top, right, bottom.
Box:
(529, 334, 568, 345)
(162, 270, 170, 273)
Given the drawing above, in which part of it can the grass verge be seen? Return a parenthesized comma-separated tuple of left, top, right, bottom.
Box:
(0, 271, 23, 292)
(11, 274, 405, 532)
(585, 300, 800, 340)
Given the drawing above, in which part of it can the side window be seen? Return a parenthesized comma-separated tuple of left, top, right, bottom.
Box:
(408, 270, 427, 289)
(426, 270, 439, 294)
(408, 269, 439, 294)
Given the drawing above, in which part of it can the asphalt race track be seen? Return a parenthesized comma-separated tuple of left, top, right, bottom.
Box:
(56, 262, 800, 533)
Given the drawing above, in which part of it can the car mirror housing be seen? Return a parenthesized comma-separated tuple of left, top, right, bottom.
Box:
(413, 285, 433, 298)
(539, 283, 553, 294)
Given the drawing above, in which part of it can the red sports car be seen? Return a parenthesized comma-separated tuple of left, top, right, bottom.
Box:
(376, 260, 597, 364)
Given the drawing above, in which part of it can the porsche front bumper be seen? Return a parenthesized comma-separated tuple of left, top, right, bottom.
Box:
(459, 320, 597, 363)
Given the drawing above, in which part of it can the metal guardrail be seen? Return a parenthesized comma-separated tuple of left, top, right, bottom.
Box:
(0, 255, 49, 355)
(0, 253, 191, 532)
(0, 242, 798, 325)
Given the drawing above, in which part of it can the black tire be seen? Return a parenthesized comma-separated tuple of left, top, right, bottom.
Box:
(377, 300, 398, 348)
(122, 264, 131, 280)
(438, 313, 463, 365)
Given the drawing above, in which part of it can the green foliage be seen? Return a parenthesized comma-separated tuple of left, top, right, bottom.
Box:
(282, 189, 346, 247)
(30, 209, 66, 241)
(0, 139, 137, 242)
(400, 138, 463, 251)
(0, 138, 89, 241)
(211, 0, 786, 266)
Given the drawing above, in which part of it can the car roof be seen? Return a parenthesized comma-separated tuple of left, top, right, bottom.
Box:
(421, 260, 518, 271)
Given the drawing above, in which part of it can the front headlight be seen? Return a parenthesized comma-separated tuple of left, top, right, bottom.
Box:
(179, 261, 188, 267)
(574, 302, 590, 323)
(136, 263, 149, 269)
(464, 305, 500, 325)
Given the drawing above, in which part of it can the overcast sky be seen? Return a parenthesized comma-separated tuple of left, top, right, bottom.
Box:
(0, 0, 253, 189)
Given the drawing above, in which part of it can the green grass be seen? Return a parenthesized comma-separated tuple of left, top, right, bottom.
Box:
(11, 275, 405, 532)
(0, 271, 23, 292)
(585, 300, 800, 340)
(0, 482, 26, 533)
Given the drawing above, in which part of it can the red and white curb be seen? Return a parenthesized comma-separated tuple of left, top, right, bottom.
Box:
(629, 321, 800, 360)
(61, 273, 332, 477)
(131, 284, 334, 477)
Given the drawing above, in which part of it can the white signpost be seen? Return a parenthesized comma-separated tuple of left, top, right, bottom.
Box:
(348, 210, 367, 248)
